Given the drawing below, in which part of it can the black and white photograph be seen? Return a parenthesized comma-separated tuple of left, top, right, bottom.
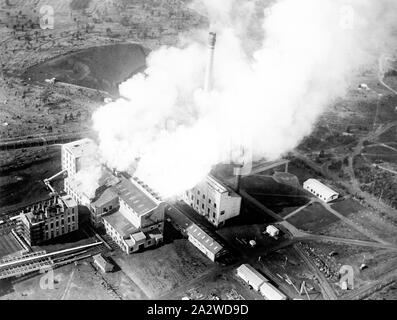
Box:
(0, 0, 397, 308)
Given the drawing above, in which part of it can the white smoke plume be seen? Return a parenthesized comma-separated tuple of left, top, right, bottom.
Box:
(93, 0, 397, 198)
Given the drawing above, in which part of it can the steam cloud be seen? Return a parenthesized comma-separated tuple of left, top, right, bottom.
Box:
(92, 0, 397, 197)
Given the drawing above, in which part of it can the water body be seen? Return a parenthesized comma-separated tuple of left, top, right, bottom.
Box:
(23, 43, 147, 95)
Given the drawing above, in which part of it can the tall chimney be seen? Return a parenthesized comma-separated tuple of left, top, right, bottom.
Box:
(233, 164, 242, 192)
(204, 32, 216, 93)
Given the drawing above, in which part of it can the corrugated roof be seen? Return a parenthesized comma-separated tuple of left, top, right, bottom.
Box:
(115, 177, 157, 216)
(186, 224, 222, 255)
(260, 282, 287, 300)
(103, 210, 138, 238)
(237, 264, 268, 287)
(303, 179, 338, 199)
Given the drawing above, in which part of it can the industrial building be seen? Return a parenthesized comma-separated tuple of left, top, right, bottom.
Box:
(183, 175, 241, 227)
(236, 263, 268, 291)
(303, 179, 339, 203)
(62, 138, 165, 254)
(62, 138, 97, 179)
(93, 253, 114, 273)
(16, 195, 78, 246)
(102, 176, 165, 254)
(236, 264, 287, 300)
(186, 224, 223, 261)
(259, 282, 287, 300)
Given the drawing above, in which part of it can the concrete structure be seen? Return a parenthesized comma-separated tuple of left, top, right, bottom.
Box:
(62, 138, 96, 178)
(236, 263, 268, 291)
(62, 139, 165, 254)
(101, 175, 165, 254)
(183, 175, 241, 227)
(259, 282, 287, 300)
(266, 225, 279, 237)
(93, 253, 114, 273)
(303, 179, 339, 203)
(204, 32, 216, 93)
(186, 224, 223, 262)
(16, 195, 78, 246)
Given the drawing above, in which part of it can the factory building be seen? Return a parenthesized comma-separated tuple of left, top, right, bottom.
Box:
(236, 264, 268, 291)
(183, 175, 241, 228)
(186, 224, 223, 262)
(303, 179, 339, 203)
(16, 195, 78, 246)
(62, 138, 96, 178)
(61, 138, 165, 254)
(259, 281, 287, 300)
(236, 264, 287, 300)
(102, 176, 165, 254)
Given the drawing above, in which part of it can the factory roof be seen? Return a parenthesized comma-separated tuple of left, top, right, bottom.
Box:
(237, 264, 268, 288)
(63, 138, 96, 158)
(303, 179, 339, 199)
(114, 177, 158, 216)
(131, 231, 146, 243)
(91, 187, 118, 209)
(186, 224, 222, 255)
(206, 175, 239, 197)
(103, 210, 138, 238)
(260, 282, 287, 300)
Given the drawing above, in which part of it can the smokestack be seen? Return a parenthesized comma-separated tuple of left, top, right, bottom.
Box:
(204, 32, 216, 93)
(233, 164, 242, 192)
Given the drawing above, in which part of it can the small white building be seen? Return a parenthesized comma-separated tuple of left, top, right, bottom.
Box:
(93, 254, 114, 273)
(260, 282, 287, 300)
(266, 225, 279, 237)
(236, 264, 268, 291)
(303, 179, 339, 203)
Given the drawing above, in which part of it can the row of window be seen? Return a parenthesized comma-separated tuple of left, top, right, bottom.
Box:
(44, 224, 75, 239)
(45, 215, 75, 229)
(190, 193, 217, 208)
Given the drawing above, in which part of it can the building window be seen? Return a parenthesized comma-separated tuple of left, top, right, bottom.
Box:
(220, 210, 225, 215)
(72, 216, 75, 222)
(202, 204, 204, 209)
(202, 194, 205, 199)
(208, 199, 211, 204)
(50, 222, 54, 228)
(191, 195, 194, 200)
(56, 221, 59, 227)
(214, 203, 217, 208)
(197, 200, 199, 205)
(197, 190, 200, 195)
(208, 208, 210, 214)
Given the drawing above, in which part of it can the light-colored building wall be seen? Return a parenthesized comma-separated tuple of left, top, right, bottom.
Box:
(183, 175, 241, 227)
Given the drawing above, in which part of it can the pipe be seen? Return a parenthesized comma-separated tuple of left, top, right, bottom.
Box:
(204, 32, 216, 93)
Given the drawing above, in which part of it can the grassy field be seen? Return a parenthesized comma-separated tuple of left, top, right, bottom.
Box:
(240, 175, 310, 217)
(286, 202, 339, 233)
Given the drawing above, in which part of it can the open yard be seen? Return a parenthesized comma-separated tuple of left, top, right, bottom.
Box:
(0, 232, 24, 259)
(0, 260, 116, 300)
(286, 202, 339, 233)
(114, 239, 215, 299)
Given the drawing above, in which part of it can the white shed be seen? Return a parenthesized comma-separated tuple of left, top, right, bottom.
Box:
(266, 225, 279, 237)
(303, 179, 339, 203)
(236, 264, 268, 291)
(259, 282, 287, 300)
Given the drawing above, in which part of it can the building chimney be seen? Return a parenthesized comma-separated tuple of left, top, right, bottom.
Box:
(233, 164, 242, 192)
(204, 32, 216, 93)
